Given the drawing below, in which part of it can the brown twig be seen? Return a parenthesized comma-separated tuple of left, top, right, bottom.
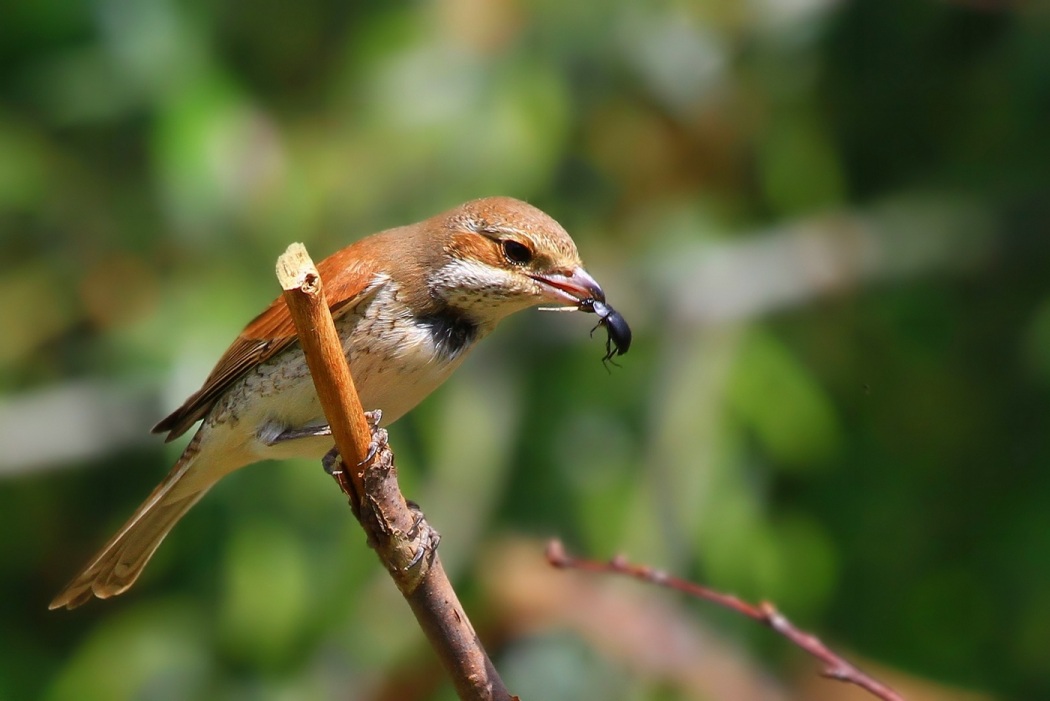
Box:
(546, 540, 904, 701)
(276, 244, 373, 469)
(277, 243, 514, 701)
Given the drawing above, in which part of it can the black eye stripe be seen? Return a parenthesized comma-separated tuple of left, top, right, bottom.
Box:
(501, 240, 533, 265)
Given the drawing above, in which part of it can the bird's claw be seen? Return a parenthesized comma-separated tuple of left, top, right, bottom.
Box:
(322, 447, 342, 476)
(404, 500, 440, 571)
(321, 409, 385, 476)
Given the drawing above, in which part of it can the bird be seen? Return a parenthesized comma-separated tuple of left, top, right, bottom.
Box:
(50, 196, 607, 610)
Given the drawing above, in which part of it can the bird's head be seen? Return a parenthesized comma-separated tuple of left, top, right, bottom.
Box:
(423, 196, 605, 324)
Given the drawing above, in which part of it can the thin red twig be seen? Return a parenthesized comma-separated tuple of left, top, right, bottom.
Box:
(546, 540, 904, 701)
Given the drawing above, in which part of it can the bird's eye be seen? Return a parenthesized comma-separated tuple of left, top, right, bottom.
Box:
(501, 240, 533, 266)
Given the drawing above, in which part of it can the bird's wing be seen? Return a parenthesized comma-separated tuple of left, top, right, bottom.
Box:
(152, 247, 385, 441)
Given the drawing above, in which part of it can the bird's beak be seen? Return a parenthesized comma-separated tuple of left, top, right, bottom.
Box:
(530, 267, 605, 306)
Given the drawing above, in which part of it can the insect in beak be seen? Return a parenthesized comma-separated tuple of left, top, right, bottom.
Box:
(578, 298, 631, 368)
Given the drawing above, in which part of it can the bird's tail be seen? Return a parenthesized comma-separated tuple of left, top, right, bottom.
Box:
(49, 445, 216, 610)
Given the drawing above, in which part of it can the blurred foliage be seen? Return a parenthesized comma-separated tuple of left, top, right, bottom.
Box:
(2, 0, 1049, 700)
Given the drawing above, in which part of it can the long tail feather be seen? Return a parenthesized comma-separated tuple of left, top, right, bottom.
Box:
(49, 448, 215, 610)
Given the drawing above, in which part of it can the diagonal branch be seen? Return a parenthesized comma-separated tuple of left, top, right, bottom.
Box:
(276, 243, 513, 701)
(547, 540, 904, 701)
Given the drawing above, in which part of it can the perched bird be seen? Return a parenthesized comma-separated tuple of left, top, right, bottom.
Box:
(50, 196, 607, 610)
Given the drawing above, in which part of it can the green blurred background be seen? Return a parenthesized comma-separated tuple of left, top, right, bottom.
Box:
(3, 1, 1048, 699)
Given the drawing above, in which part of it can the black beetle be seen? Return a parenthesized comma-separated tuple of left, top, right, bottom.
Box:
(580, 298, 631, 367)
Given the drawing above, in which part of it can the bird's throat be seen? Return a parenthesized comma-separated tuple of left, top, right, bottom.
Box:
(415, 306, 479, 360)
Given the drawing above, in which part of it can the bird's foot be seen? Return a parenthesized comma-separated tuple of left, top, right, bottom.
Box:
(320, 410, 385, 476)
(404, 500, 441, 570)
(321, 446, 342, 476)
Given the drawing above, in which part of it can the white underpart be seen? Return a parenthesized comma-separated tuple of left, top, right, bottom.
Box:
(172, 275, 497, 495)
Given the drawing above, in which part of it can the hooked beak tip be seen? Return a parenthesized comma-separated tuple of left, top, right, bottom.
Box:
(531, 267, 605, 305)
